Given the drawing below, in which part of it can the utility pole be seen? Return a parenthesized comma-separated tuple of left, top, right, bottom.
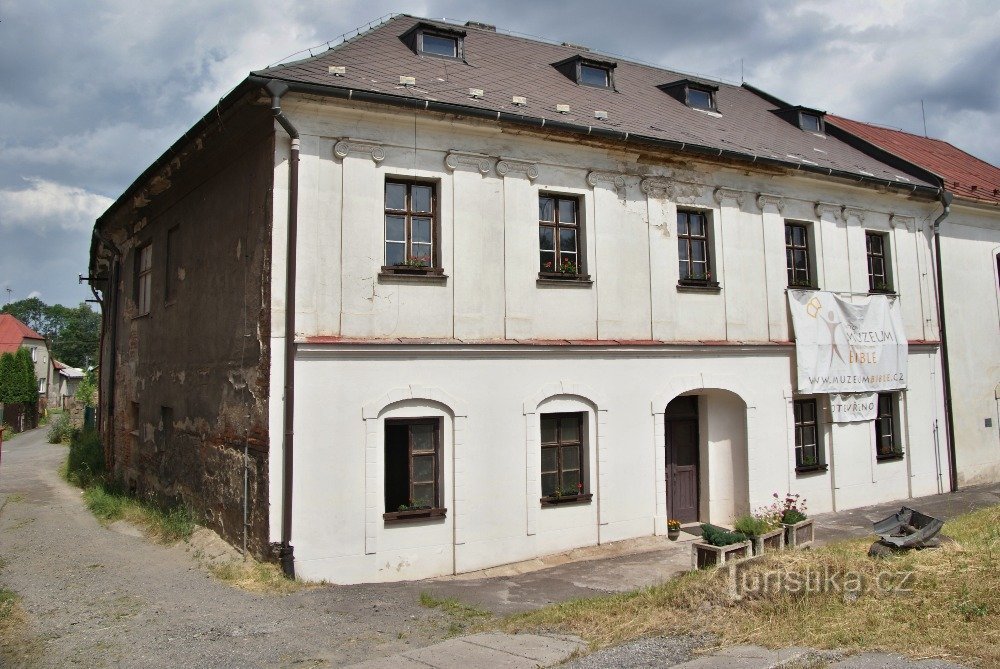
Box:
(4, 287, 11, 304)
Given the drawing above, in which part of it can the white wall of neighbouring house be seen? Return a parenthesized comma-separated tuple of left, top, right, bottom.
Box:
(265, 98, 957, 583)
(940, 204, 1000, 486)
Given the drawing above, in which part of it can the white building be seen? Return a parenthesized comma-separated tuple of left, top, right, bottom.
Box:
(91, 15, 996, 584)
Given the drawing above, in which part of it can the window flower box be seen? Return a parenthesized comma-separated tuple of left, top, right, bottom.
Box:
(782, 518, 815, 548)
(539, 493, 593, 506)
(691, 539, 751, 569)
(750, 527, 785, 555)
(382, 507, 447, 522)
(380, 265, 444, 276)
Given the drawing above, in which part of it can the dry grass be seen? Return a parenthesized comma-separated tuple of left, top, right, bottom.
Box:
(207, 559, 310, 594)
(0, 586, 42, 668)
(499, 505, 1000, 667)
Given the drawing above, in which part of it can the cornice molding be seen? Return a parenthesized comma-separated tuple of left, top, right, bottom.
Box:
(842, 206, 867, 223)
(713, 187, 745, 206)
(890, 214, 918, 232)
(814, 202, 842, 220)
(333, 138, 385, 163)
(640, 177, 675, 198)
(496, 157, 539, 180)
(444, 151, 493, 175)
(756, 193, 785, 212)
(586, 171, 626, 189)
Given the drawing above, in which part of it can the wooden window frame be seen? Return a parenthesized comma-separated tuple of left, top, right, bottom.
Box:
(676, 210, 717, 287)
(875, 393, 903, 460)
(785, 222, 815, 288)
(866, 231, 893, 293)
(382, 179, 442, 276)
(135, 243, 153, 316)
(383, 417, 446, 521)
(538, 193, 589, 281)
(539, 412, 591, 505)
(793, 399, 827, 472)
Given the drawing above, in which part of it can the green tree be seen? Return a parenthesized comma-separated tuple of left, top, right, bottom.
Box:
(75, 369, 97, 407)
(0, 350, 38, 405)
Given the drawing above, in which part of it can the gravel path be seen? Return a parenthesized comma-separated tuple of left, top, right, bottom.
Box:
(0, 428, 457, 668)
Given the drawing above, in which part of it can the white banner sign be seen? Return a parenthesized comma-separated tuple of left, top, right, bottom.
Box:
(829, 393, 878, 423)
(788, 290, 907, 394)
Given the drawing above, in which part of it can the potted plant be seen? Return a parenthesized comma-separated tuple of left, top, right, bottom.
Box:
(667, 519, 681, 541)
(773, 492, 814, 548)
(733, 513, 784, 556)
(691, 524, 751, 568)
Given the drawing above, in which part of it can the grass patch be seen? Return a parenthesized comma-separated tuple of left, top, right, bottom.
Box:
(499, 505, 1000, 666)
(420, 592, 493, 636)
(207, 559, 306, 594)
(81, 482, 193, 544)
(62, 428, 194, 545)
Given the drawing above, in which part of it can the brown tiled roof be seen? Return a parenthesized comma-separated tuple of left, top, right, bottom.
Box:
(827, 115, 1000, 206)
(0, 314, 45, 354)
(256, 15, 935, 190)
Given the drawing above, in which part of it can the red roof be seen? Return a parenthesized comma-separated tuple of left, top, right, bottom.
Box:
(827, 115, 1000, 206)
(0, 314, 45, 354)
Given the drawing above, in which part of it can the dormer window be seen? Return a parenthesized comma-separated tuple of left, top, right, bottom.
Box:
(799, 112, 823, 132)
(658, 79, 719, 112)
(401, 23, 466, 60)
(687, 87, 714, 110)
(771, 105, 827, 133)
(579, 63, 610, 88)
(421, 33, 459, 58)
(553, 56, 616, 89)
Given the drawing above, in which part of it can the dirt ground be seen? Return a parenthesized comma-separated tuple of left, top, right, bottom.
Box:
(0, 427, 465, 668)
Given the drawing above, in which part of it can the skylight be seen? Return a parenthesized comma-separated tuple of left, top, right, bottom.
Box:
(421, 33, 458, 58)
(579, 64, 610, 88)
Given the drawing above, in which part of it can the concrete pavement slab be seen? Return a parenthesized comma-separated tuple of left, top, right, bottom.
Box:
(828, 653, 968, 669)
(460, 632, 586, 663)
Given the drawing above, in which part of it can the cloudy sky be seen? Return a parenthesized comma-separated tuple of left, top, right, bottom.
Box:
(1, 0, 998, 307)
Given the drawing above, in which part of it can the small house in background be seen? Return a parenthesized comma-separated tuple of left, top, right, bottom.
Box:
(50, 360, 86, 411)
(0, 313, 51, 405)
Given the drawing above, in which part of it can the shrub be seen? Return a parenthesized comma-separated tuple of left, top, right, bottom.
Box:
(47, 412, 73, 444)
(700, 523, 747, 547)
(733, 515, 775, 537)
(65, 428, 104, 486)
(782, 508, 808, 524)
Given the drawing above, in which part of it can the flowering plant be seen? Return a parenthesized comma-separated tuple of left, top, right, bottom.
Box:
(401, 255, 431, 268)
(542, 259, 577, 274)
(755, 492, 808, 526)
(667, 519, 681, 531)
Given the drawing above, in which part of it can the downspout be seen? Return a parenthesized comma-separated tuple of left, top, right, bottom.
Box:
(265, 79, 300, 578)
(931, 190, 958, 492)
(92, 229, 121, 469)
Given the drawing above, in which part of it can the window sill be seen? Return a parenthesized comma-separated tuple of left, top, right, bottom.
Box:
(795, 464, 828, 475)
(876, 453, 905, 462)
(676, 280, 720, 294)
(379, 267, 448, 285)
(537, 272, 593, 287)
(540, 493, 593, 506)
(383, 507, 447, 522)
(787, 285, 819, 291)
(868, 288, 896, 296)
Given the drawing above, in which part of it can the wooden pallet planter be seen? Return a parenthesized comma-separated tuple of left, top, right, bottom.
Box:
(750, 527, 786, 555)
(782, 518, 815, 548)
(692, 540, 751, 569)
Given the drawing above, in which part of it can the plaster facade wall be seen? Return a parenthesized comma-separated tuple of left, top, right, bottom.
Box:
(98, 107, 275, 557)
(267, 98, 954, 583)
(940, 204, 1000, 485)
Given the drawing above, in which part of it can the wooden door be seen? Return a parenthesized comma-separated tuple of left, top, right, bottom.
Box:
(665, 396, 700, 523)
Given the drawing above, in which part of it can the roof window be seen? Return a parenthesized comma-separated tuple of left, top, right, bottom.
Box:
(659, 79, 719, 112)
(771, 105, 827, 133)
(553, 56, 617, 89)
(401, 23, 466, 61)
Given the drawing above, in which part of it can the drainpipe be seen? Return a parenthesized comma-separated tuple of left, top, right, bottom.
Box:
(931, 190, 958, 492)
(92, 229, 121, 468)
(265, 79, 300, 578)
